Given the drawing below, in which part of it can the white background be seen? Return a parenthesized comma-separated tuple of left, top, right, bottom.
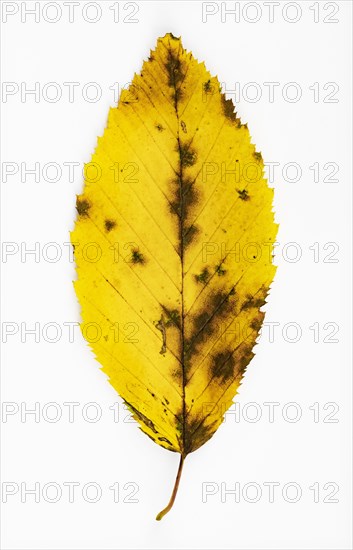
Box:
(1, 1, 352, 549)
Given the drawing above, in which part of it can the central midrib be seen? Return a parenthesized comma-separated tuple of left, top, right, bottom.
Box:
(170, 49, 187, 458)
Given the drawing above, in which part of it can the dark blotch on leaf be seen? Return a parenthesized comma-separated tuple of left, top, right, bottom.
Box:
(221, 95, 241, 126)
(216, 264, 226, 276)
(237, 188, 250, 201)
(162, 306, 181, 329)
(241, 294, 266, 311)
(169, 176, 199, 251)
(76, 197, 90, 217)
(131, 249, 145, 264)
(156, 317, 167, 355)
(179, 144, 197, 167)
(195, 268, 210, 284)
(173, 88, 183, 103)
(165, 48, 184, 89)
(203, 80, 212, 93)
(124, 401, 158, 434)
(184, 415, 215, 454)
(171, 368, 183, 383)
(250, 314, 264, 333)
(184, 288, 236, 376)
(104, 219, 116, 232)
(210, 351, 236, 383)
(158, 436, 173, 445)
(254, 151, 263, 162)
(170, 176, 199, 231)
(183, 224, 199, 249)
(238, 347, 255, 376)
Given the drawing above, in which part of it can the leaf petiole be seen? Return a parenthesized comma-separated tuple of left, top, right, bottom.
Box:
(156, 454, 185, 521)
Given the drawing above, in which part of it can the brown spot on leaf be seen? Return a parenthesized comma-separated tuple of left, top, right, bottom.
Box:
(156, 317, 167, 355)
(195, 268, 210, 284)
(170, 176, 200, 253)
(183, 415, 215, 454)
(164, 48, 185, 91)
(179, 144, 197, 167)
(203, 80, 212, 93)
(173, 87, 183, 103)
(183, 224, 199, 249)
(237, 347, 255, 377)
(124, 401, 158, 434)
(241, 294, 266, 311)
(184, 288, 236, 377)
(76, 197, 90, 217)
(131, 249, 145, 264)
(237, 188, 250, 201)
(221, 95, 240, 126)
(158, 436, 173, 445)
(171, 368, 183, 383)
(170, 176, 199, 219)
(210, 350, 236, 383)
(250, 313, 265, 333)
(254, 151, 263, 162)
(161, 306, 181, 329)
(215, 264, 226, 276)
(104, 219, 116, 232)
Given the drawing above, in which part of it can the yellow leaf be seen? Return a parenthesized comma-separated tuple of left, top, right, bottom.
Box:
(71, 33, 278, 520)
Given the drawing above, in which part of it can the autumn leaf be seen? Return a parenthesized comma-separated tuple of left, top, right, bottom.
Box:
(71, 33, 278, 520)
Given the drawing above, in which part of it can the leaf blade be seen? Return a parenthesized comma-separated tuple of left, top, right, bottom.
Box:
(71, 32, 278, 512)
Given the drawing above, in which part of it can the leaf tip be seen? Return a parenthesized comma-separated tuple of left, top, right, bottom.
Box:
(165, 31, 181, 41)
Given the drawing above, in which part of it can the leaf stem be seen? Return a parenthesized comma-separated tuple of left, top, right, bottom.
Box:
(156, 454, 185, 521)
